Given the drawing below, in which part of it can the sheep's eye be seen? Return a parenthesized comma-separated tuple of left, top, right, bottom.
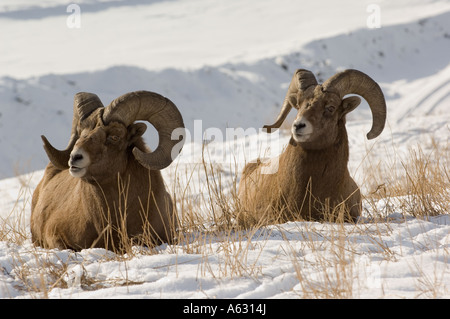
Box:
(108, 135, 120, 143)
(325, 105, 335, 113)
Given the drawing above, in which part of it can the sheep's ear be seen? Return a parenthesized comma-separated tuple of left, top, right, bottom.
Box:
(127, 122, 147, 145)
(341, 96, 361, 116)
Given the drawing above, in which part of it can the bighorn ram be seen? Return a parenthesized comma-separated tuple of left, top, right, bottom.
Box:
(31, 91, 185, 252)
(238, 69, 386, 225)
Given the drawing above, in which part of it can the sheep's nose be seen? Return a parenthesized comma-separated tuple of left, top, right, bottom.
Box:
(294, 122, 306, 131)
(69, 153, 83, 166)
(71, 153, 83, 162)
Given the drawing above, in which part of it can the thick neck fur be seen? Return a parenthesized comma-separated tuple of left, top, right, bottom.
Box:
(280, 122, 350, 195)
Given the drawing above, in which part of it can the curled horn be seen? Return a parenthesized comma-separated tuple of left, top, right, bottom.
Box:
(322, 69, 387, 139)
(102, 91, 185, 170)
(263, 69, 318, 133)
(42, 93, 104, 170)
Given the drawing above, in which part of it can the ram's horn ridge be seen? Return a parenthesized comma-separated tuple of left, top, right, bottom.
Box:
(102, 91, 185, 170)
(322, 69, 386, 139)
(42, 92, 104, 170)
(263, 69, 318, 132)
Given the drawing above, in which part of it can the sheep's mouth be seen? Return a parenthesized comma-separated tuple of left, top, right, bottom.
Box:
(69, 166, 87, 177)
(293, 133, 312, 142)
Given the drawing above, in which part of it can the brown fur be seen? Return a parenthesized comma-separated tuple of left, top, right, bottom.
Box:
(31, 110, 177, 252)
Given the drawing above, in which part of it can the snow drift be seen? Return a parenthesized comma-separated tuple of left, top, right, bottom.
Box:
(0, 0, 449, 299)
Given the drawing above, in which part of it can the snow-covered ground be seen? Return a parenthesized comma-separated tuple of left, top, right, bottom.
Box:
(0, 0, 449, 299)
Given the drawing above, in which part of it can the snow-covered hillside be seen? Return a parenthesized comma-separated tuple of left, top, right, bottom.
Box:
(0, 0, 449, 299)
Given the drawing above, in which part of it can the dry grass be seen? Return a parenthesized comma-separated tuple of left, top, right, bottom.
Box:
(0, 136, 448, 298)
(363, 137, 449, 219)
(0, 176, 32, 245)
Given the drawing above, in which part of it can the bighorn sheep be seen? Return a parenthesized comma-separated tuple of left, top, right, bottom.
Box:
(31, 91, 185, 252)
(238, 69, 386, 225)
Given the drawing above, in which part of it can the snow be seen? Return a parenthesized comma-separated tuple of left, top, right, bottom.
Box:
(0, 0, 449, 299)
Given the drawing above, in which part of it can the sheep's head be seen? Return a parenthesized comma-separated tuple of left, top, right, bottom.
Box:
(67, 114, 148, 180)
(41, 91, 185, 180)
(264, 69, 386, 149)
